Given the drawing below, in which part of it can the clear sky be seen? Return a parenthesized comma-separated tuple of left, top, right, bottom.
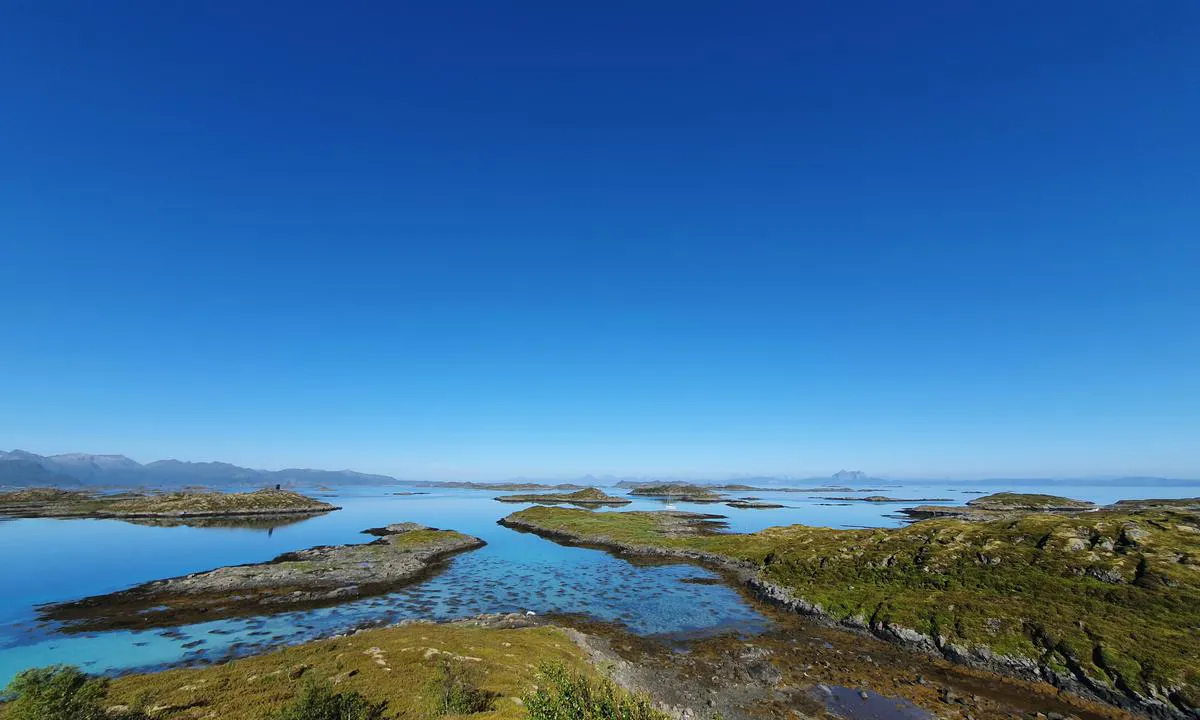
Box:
(1, 2, 1197, 481)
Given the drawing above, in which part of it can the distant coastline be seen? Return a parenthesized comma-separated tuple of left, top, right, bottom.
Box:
(3, 449, 1198, 492)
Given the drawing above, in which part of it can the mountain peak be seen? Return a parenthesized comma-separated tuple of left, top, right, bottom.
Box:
(0, 451, 400, 488)
(49, 453, 142, 469)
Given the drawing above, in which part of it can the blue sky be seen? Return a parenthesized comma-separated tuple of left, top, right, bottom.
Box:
(1, 2, 1197, 480)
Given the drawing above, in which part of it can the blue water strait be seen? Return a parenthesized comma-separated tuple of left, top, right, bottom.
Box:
(2, 482, 1196, 685)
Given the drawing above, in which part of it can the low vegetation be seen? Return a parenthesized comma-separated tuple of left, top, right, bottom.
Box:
(504, 504, 1200, 714)
(626, 484, 722, 501)
(494, 488, 631, 506)
(427, 658, 495, 715)
(1, 622, 602, 720)
(1, 666, 148, 720)
(266, 681, 387, 720)
(815, 495, 952, 503)
(965, 492, 1096, 511)
(904, 492, 1103, 521)
(523, 662, 669, 720)
(0, 627, 673, 720)
(0, 488, 337, 519)
(725, 500, 784, 509)
(42, 524, 485, 631)
(1108, 497, 1200, 512)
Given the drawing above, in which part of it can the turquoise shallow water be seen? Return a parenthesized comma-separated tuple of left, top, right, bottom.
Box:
(1, 481, 1196, 684)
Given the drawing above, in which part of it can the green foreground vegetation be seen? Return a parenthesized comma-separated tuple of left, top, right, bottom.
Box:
(0, 623, 667, 720)
(505, 504, 1200, 709)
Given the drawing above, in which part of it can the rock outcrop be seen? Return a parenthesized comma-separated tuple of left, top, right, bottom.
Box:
(0, 488, 339, 521)
(40, 523, 485, 631)
(494, 487, 631, 506)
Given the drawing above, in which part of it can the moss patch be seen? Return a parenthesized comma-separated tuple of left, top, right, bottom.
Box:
(504, 506, 1200, 709)
(50, 623, 591, 720)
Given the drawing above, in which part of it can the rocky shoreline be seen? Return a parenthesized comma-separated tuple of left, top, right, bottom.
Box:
(24, 610, 1140, 720)
(0, 488, 340, 521)
(725, 499, 785, 509)
(815, 495, 954, 503)
(499, 507, 1199, 720)
(494, 487, 632, 506)
(899, 493, 1152, 521)
(627, 484, 725, 503)
(39, 523, 485, 631)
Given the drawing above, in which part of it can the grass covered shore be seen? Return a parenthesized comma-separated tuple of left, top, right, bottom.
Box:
(0, 619, 668, 720)
(0, 488, 339, 519)
(501, 503, 1200, 718)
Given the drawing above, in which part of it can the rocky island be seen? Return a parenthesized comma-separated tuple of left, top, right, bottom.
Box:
(725, 499, 786, 509)
(40, 523, 485, 631)
(710, 484, 856, 492)
(494, 487, 632, 506)
(967, 492, 1098, 511)
(0, 487, 339, 522)
(1109, 497, 1200, 512)
(627, 483, 724, 503)
(815, 495, 953, 503)
(500, 502, 1200, 718)
(120, 514, 326, 531)
(901, 492, 1097, 520)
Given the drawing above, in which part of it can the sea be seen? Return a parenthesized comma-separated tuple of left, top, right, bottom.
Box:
(1, 479, 1196, 685)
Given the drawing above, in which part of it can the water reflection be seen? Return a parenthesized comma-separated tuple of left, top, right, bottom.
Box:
(814, 684, 932, 720)
(123, 514, 325, 532)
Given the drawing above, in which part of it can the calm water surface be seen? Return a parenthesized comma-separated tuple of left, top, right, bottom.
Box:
(1, 481, 1195, 684)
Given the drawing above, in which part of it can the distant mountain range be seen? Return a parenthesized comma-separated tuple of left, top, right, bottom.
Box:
(610, 475, 880, 489)
(0, 457, 885, 491)
(508, 472, 1200, 489)
(513, 473, 887, 489)
(4, 451, 1195, 490)
(0, 450, 398, 489)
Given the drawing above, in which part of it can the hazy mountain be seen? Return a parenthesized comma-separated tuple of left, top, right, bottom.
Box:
(0, 450, 402, 489)
(45, 453, 144, 485)
(5, 451, 1195, 490)
(142, 460, 267, 485)
(0, 451, 81, 487)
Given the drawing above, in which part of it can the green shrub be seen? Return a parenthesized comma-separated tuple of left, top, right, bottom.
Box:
(523, 662, 669, 720)
(1, 665, 147, 720)
(426, 658, 494, 715)
(266, 680, 388, 720)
